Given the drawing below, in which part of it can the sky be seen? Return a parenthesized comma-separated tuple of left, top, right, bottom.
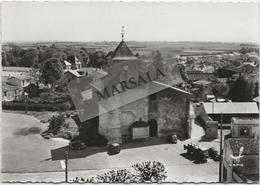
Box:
(1, 2, 259, 43)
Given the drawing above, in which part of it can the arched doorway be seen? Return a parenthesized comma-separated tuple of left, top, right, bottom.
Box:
(148, 119, 158, 137)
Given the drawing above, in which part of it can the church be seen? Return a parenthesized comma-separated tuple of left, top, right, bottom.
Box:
(69, 31, 192, 145)
(97, 36, 192, 144)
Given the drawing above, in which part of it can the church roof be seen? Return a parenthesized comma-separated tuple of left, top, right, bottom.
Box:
(112, 40, 139, 61)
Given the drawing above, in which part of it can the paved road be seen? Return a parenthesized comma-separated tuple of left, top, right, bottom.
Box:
(2, 108, 219, 182)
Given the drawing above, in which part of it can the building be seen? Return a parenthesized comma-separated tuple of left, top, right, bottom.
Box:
(230, 117, 259, 138)
(222, 138, 259, 183)
(187, 71, 215, 82)
(202, 102, 259, 124)
(6, 74, 32, 88)
(64, 70, 83, 83)
(98, 40, 191, 144)
(2, 83, 22, 101)
(69, 38, 192, 145)
(63, 60, 72, 70)
(67, 56, 82, 70)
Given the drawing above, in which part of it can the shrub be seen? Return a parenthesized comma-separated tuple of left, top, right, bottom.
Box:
(48, 114, 65, 134)
(72, 177, 95, 183)
(71, 161, 167, 183)
(132, 161, 167, 182)
(24, 84, 40, 98)
(96, 169, 136, 183)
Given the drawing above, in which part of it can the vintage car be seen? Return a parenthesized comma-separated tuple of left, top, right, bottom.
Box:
(107, 143, 121, 155)
(69, 140, 87, 150)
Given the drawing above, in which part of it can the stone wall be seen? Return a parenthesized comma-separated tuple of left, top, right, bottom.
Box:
(99, 98, 148, 143)
(99, 87, 190, 143)
(148, 88, 190, 138)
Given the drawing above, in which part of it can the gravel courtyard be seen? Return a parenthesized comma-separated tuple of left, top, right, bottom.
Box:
(2, 111, 221, 182)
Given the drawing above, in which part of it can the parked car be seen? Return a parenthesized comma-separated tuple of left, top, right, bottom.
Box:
(169, 134, 178, 144)
(107, 143, 121, 155)
(69, 140, 87, 150)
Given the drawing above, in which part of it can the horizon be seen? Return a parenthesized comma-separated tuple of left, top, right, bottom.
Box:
(2, 2, 259, 43)
(2, 40, 259, 45)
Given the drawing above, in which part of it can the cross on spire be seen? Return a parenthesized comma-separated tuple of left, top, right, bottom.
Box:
(121, 26, 125, 41)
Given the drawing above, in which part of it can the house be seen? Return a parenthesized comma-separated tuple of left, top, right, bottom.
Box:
(67, 56, 82, 70)
(6, 74, 31, 88)
(2, 83, 22, 101)
(187, 71, 215, 82)
(202, 102, 259, 124)
(222, 138, 259, 183)
(63, 60, 72, 70)
(64, 70, 83, 83)
(230, 117, 259, 138)
(68, 38, 192, 145)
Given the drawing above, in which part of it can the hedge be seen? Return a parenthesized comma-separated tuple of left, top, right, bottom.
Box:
(2, 101, 72, 111)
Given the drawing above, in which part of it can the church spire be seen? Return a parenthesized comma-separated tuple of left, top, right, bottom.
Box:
(121, 26, 125, 41)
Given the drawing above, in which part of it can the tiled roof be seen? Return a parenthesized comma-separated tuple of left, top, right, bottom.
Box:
(2, 67, 31, 72)
(9, 74, 31, 80)
(112, 41, 138, 61)
(228, 138, 259, 155)
(2, 83, 20, 92)
(64, 70, 82, 77)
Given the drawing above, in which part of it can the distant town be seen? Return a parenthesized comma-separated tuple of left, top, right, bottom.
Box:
(1, 38, 259, 183)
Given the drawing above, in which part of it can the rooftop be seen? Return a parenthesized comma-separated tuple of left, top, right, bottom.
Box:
(64, 60, 72, 66)
(228, 138, 259, 155)
(64, 70, 83, 78)
(203, 102, 259, 114)
(112, 41, 139, 61)
(2, 83, 20, 92)
(2, 67, 31, 72)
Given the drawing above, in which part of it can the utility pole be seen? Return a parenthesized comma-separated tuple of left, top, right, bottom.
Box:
(65, 150, 68, 183)
(219, 112, 223, 182)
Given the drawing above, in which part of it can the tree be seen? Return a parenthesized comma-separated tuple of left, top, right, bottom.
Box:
(29, 64, 42, 86)
(152, 50, 163, 70)
(211, 83, 229, 102)
(40, 58, 63, 91)
(20, 49, 38, 67)
(229, 75, 253, 102)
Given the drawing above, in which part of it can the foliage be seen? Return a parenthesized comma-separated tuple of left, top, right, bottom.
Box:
(20, 49, 38, 67)
(40, 58, 63, 90)
(211, 82, 229, 100)
(71, 161, 167, 183)
(72, 169, 135, 183)
(88, 51, 107, 68)
(48, 114, 66, 134)
(24, 84, 40, 98)
(29, 65, 42, 86)
(39, 92, 71, 104)
(239, 47, 259, 54)
(96, 169, 136, 183)
(72, 177, 95, 183)
(229, 75, 253, 102)
(132, 161, 167, 182)
(151, 50, 163, 70)
(2, 101, 56, 111)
